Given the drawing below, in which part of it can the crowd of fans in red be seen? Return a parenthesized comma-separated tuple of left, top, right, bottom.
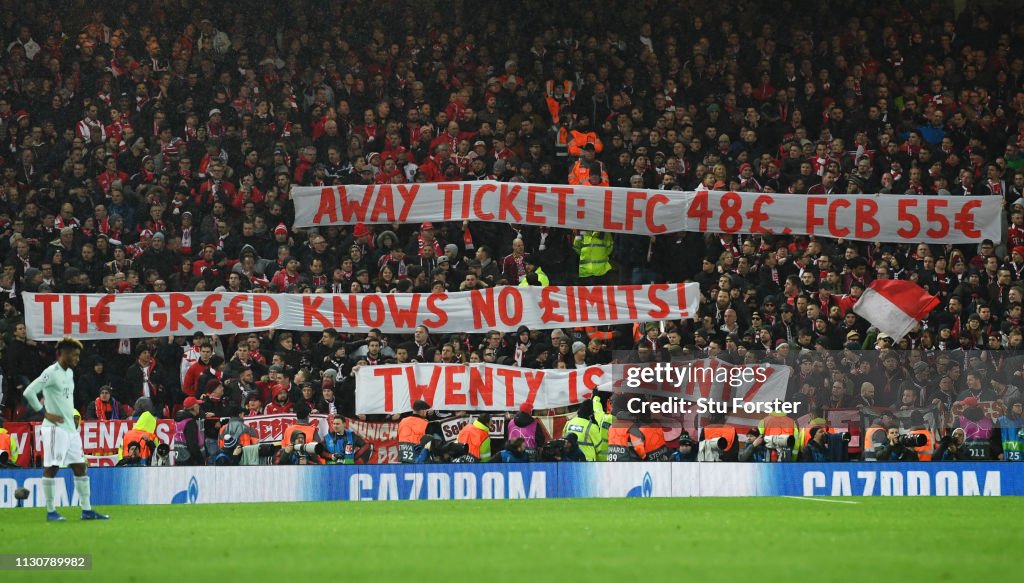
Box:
(0, 0, 1023, 435)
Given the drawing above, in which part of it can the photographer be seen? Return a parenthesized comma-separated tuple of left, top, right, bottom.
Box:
(116, 442, 147, 467)
(208, 433, 244, 466)
(739, 428, 768, 462)
(277, 431, 320, 465)
(445, 442, 478, 463)
(671, 431, 697, 462)
(413, 434, 446, 463)
(934, 428, 968, 462)
(119, 411, 160, 464)
(281, 403, 322, 450)
(323, 417, 372, 464)
(499, 438, 529, 463)
(539, 434, 586, 462)
(799, 427, 830, 462)
(876, 427, 920, 462)
(212, 406, 259, 465)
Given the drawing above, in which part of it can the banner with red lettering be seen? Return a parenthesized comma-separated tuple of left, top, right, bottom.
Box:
(357, 363, 608, 415)
(31, 419, 175, 467)
(4, 421, 34, 468)
(242, 413, 330, 444)
(345, 418, 400, 464)
(355, 360, 791, 414)
(241, 414, 400, 464)
(23, 284, 699, 340)
(291, 181, 1001, 243)
(438, 416, 507, 442)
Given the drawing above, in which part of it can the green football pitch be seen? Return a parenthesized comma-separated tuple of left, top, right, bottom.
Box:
(1, 497, 1019, 581)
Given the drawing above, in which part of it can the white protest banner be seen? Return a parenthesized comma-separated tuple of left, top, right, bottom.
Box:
(291, 181, 1001, 243)
(23, 284, 698, 340)
(355, 360, 791, 415)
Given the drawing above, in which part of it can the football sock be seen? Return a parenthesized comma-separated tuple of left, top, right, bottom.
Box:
(74, 476, 92, 511)
(42, 477, 56, 513)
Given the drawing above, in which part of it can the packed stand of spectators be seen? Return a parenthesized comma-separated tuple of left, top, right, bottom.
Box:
(0, 0, 1023, 463)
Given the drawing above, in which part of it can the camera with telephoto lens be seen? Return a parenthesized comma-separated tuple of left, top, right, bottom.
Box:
(421, 434, 445, 456)
(763, 434, 796, 449)
(147, 439, 172, 466)
(708, 436, 727, 453)
(540, 439, 568, 462)
(697, 437, 728, 461)
(899, 433, 927, 448)
(294, 442, 324, 457)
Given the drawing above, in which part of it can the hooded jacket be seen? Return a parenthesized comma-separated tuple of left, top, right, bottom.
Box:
(119, 411, 159, 460)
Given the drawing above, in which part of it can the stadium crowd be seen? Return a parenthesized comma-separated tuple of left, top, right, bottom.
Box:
(2, 0, 1024, 465)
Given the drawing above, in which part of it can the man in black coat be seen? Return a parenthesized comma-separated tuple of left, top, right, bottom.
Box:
(125, 345, 168, 412)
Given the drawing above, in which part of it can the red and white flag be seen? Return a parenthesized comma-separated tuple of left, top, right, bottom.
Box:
(853, 280, 940, 341)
